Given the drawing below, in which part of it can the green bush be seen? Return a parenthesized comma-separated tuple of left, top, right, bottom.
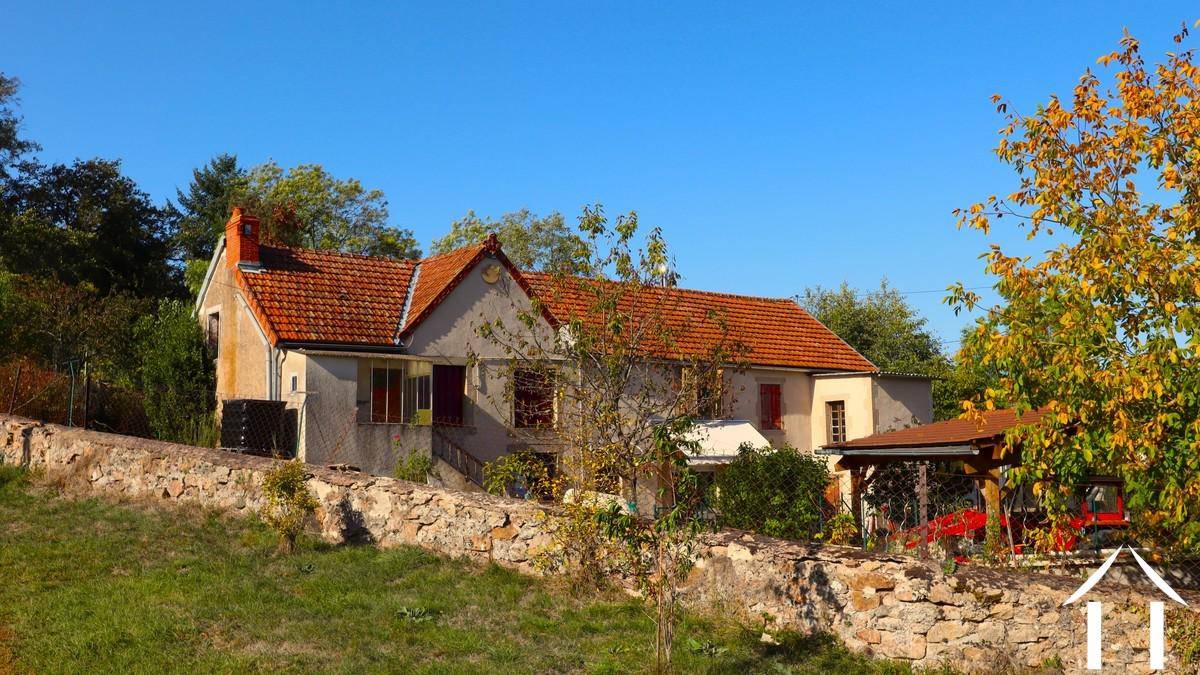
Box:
(821, 512, 858, 545)
(712, 444, 830, 540)
(134, 299, 216, 444)
(484, 451, 558, 500)
(394, 453, 434, 483)
(261, 460, 319, 553)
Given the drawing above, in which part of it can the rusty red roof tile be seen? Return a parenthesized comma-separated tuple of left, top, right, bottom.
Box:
(824, 408, 1057, 450)
(230, 239, 876, 372)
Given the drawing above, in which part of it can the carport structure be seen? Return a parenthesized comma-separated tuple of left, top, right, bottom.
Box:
(817, 408, 1055, 539)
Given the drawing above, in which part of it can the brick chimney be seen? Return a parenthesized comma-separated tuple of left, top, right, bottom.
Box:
(225, 207, 261, 269)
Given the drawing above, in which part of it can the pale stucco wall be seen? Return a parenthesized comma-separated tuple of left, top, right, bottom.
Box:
(404, 255, 561, 465)
(723, 368, 815, 451)
(871, 375, 933, 432)
(811, 373, 875, 449)
(196, 249, 270, 405)
(294, 353, 436, 475)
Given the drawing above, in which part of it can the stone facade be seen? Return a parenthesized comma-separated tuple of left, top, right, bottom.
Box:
(1, 414, 1191, 672)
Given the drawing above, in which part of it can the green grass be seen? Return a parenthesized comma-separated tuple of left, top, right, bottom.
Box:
(0, 465, 912, 673)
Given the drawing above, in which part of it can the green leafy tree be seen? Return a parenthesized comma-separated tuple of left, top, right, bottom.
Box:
(596, 418, 711, 673)
(950, 26, 1200, 553)
(173, 154, 248, 261)
(477, 205, 742, 671)
(235, 161, 421, 259)
(713, 444, 830, 540)
(0, 159, 180, 298)
(432, 208, 590, 272)
(0, 73, 39, 181)
(134, 299, 216, 444)
(800, 280, 988, 420)
(0, 273, 146, 376)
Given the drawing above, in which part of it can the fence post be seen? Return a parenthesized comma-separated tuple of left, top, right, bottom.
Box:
(7, 362, 22, 414)
(918, 462, 929, 559)
(67, 361, 76, 427)
(82, 361, 92, 430)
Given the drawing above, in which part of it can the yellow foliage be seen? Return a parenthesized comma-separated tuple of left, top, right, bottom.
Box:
(950, 25, 1200, 554)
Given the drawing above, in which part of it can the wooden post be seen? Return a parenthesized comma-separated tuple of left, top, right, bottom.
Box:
(982, 468, 1001, 522)
(850, 467, 865, 544)
(918, 462, 929, 559)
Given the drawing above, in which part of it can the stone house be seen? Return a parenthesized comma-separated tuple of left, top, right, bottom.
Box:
(194, 208, 933, 496)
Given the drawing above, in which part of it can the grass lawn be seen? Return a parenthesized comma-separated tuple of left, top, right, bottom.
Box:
(0, 466, 914, 674)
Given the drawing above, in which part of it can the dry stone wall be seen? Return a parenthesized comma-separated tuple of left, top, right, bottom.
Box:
(1, 415, 1190, 673)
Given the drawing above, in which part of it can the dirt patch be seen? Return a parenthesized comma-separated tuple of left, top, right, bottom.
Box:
(0, 623, 21, 675)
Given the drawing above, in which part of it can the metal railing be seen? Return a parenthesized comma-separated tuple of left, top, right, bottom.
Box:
(432, 428, 485, 488)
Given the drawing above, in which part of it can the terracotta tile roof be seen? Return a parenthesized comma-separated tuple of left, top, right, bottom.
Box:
(236, 246, 415, 346)
(230, 238, 876, 371)
(523, 273, 875, 371)
(399, 243, 488, 334)
(825, 408, 1056, 450)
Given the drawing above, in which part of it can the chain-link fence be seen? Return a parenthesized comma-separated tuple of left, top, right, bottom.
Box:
(2, 357, 219, 451)
(683, 453, 1200, 591)
(8, 361, 1198, 591)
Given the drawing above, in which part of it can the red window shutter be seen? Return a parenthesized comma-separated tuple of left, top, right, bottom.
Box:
(432, 365, 466, 425)
(759, 384, 781, 430)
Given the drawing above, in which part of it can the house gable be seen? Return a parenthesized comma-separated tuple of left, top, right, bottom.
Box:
(403, 249, 555, 360)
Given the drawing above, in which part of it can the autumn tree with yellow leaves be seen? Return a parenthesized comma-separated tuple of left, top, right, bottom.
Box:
(950, 23, 1200, 554)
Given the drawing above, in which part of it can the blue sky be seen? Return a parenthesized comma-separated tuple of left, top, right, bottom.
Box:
(4, 2, 1196, 346)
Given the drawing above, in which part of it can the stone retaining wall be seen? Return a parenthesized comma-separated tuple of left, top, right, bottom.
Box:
(1, 415, 1189, 672)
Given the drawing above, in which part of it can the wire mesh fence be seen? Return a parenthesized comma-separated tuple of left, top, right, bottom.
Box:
(676, 453, 1200, 591)
(6, 361, 1198, 591)
(2, 357, 218, 451)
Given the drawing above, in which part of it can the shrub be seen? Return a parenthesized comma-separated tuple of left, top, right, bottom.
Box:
(484, 451, 559, 500)
(821, 512, 858, 545)
(261, 460, 319, 553)
(134, 299, 216, 444)
(712, 444, 830, 540)
(394, 452, 434, 484)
